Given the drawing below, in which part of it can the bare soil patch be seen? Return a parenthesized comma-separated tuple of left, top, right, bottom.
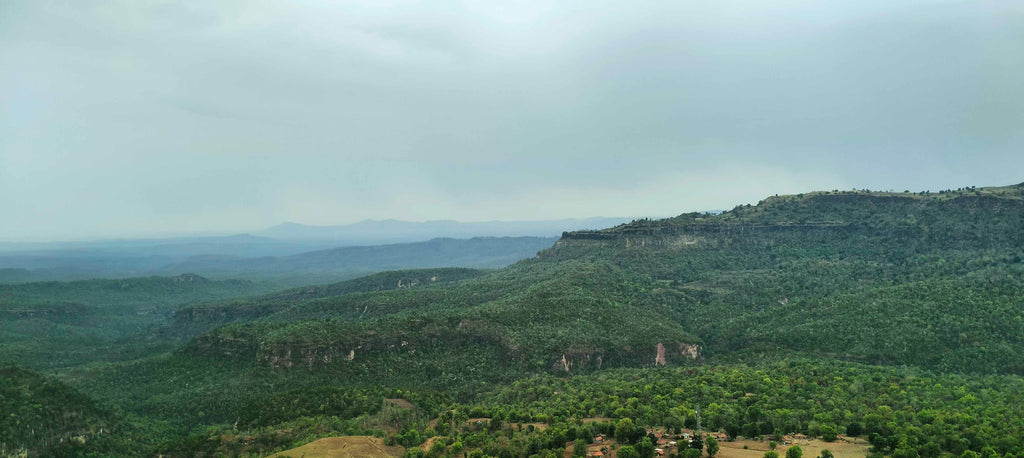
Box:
(268, 436, 404, 458)
(384, 398, 414, 409)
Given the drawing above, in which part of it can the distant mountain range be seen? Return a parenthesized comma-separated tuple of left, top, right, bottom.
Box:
(161, 236, 558, 281)
(0, 218, 632, 283)
(257, 217, 637, 243)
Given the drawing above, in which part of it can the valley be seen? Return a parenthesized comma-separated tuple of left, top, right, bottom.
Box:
(3, 184, 1024, 457)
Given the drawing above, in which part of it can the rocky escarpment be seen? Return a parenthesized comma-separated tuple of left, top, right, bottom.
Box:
(556, 190, 1024, 251)
(184, 317, 703, 374)
(183, 318, 511, 369)
(554, 341, 702, 372)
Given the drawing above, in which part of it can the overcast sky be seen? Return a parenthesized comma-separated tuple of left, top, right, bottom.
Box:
(2, 1, 1022, 241)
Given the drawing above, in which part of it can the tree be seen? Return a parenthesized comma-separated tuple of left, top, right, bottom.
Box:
(678, 439, 690, 456)
(820, 425, 838, 442)
(786, 445, 803, 458)
(573, 442, 588, 457)
(616, 419, 637, 444)
(765, 451, 780, 458)
(819, 450, 834, 458)
(769, 441, 778, 451)
(636, 437, 655, 458)
(619, 446, 640, 458)
(892, 446, 919, 458)
(578, 427, 595, 445)
(845, 423, 862, 437)
(707, 436, 720, 457)
(683, 448, 702, 458)
(919, 443, 941, 458)
(691, 434, 704, 452)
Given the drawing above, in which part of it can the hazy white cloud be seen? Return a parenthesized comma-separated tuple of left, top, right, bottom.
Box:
(1, 0, 1022, 240)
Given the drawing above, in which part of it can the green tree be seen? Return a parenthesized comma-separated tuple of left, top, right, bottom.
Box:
(786, 445, 803, 458)
(770, 441, 778, 451)
(846, 423, 863, 437)
(892, 445, 919, 458)
(765, 451, 780, 458)
(573, 442, 588, 457)
(683, 448, 702, 458)
(619, 446, 640, 458)
(919, 443, 940, 458)
(707, 436, 720, 457)
(819, 450, 834, 458)
(820, 425, 838, 442)
(636, 437, 655, 458)
(691, 434, 704, 452)
(616, 418, 637, 444)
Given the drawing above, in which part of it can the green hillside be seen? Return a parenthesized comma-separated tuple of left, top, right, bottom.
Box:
(13, 183, 1024, 456)
(0, 274, 275, 369)
(0, 366, 130, 457)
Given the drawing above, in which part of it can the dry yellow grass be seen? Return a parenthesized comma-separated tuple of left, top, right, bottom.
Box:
(718, 438, 870, 458)
(268, 436, 404, 458)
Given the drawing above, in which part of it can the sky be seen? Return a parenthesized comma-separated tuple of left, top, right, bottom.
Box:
(1, 1, 1022, 241)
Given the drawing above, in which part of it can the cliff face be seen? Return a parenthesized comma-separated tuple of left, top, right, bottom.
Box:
(185, 317, 703, 374)
(548, 191, 1024, 260)
(552, 341, 701, 372)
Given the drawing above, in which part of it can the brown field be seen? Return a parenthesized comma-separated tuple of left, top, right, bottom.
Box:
(719, 438, 870, 458)
(268, 436, 404, 458)
(384, 398, 415, 409)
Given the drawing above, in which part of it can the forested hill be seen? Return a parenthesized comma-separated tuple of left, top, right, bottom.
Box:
(0, 274, 274, 369)
(0, 366, 129, 456)
(565, 184, 1024, 237)
(548, 183, 1024, 372)
(37, 182, 1024, 456)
